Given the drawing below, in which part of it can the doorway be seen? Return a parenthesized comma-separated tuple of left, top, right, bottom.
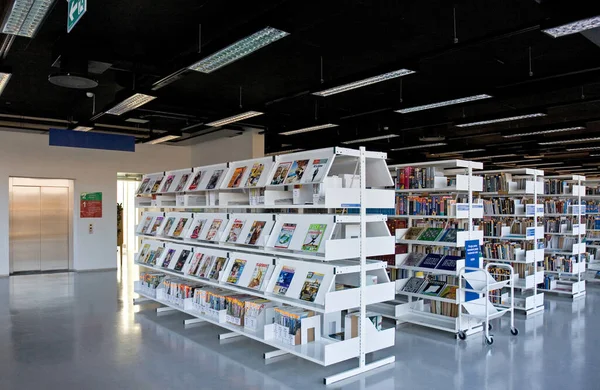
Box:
(9, 177, 74, 274)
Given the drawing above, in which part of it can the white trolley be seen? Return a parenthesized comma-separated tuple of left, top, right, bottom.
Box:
(458, 263, 518, 345)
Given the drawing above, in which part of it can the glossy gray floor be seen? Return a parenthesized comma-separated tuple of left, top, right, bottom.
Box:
(1, 268, 599, 390)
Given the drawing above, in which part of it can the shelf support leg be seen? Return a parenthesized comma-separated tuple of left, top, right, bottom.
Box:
(184, 318, 205, 326)
(156, 306, 177, 313)
(263, 350, 288, 360)
(324, 356, 395, 385)
(218, 332, 242, 340)
(133, 298, 151, 305)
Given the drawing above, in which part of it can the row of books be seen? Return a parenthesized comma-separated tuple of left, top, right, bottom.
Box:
(545, 218, 572, 234)
(545, 236, 577, 251)
(401, 227, 461, 242)
(395, 195, 457, 216)
(481, 220, 535, 237)
(482, 198, 534, 215)
(482, 173, 531, 193)
(544, 180, 570, 195)
(544, 199, 581, 214)
(544, 255, 578, 273)
(430, 300, 459, 317)
(586, 216, 600, 230)
(140, 272, 166, 289)
(394, 167, 439, 190)
(482, 242, 535, 261)
(587, 201, 600, 213)
(274, 307, 314, 338)
(399, 252, 460, 271)
(541, 274, 555, 290)
(401, 276, 458, 300)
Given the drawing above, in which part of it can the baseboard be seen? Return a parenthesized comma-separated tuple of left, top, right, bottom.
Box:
(0, 274, 8, 278)
(75, 268, 118, 273)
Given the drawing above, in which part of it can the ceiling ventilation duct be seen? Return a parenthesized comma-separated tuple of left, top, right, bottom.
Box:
(48, 53, 98, 89)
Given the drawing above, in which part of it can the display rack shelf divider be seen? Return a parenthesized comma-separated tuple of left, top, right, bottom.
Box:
(540, 175, 587, 299)
(372, 159, 490, 338)
(133, 147, 396, 384)
(476, 168, 545, 315)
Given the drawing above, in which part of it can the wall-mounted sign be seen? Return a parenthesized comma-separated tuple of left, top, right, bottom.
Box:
(80, 192, 102, 218)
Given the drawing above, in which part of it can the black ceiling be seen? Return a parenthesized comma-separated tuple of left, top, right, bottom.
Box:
(3, 0, 600, 171)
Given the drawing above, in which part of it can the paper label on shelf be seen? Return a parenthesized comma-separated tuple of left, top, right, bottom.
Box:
(526, 204, 535, 216)
(457, 204, 469, 211)
(526, 227, 535, 238)
(341, 203, 361, 208)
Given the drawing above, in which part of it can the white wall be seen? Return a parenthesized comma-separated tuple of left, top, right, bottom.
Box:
(190, 129, 264, 166)
(0, 130, 192, 276)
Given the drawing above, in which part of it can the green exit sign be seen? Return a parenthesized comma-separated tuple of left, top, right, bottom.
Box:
(67, 0, 87, 33)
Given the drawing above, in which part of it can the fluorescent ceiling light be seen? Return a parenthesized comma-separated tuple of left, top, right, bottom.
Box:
(470, 153, 517, 161)
(280, 123, 338, 136)
(206, 111, 264, 127)
(390, 142, 447, 151)
(313, 69, 415, 97)
(188, 27, 289, 73)
(264, 148, 303, 157)
(341, 134, 399, 144)
(456, 113, 546, 128)
(147, 135, 181, 145)
(503, 126, 585, 138)
(125, 118, 150, 124)
(590, 154, 600, 157)
(74, 126, 93, 132)
(567, 146, 600, 151)
(494, 158, 541, 164)
(106, 93, 157, 116)
(432, 148, 486, 156)
(0, 72, 11, 95)
(395, 94, 492, 114)
(543, 16, 600, 38)
(539, 136, 600, 145)
(558, 168, 597, 172)
(552, 166, 582, 169)
(2, 0, 55, 38)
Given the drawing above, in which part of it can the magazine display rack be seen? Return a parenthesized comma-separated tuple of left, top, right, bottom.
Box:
(539, 175, 587, 299)
(134, 147, 396, 384)
(476, 169, 545, 315)
(371, 160, 487, 338)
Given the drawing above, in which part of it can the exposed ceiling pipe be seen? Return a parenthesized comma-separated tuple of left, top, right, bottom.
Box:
(0, 113, 70, 123)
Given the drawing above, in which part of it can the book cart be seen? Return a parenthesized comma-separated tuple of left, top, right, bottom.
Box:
(539, 175, 587, 299)
(583, 179, 600, 282)
(133, 147, 397, 384)
(371, 159, 494, 339)
(476, 169, 546, 315)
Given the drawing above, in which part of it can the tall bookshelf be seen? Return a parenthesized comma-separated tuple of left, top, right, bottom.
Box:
(133, 147, 397, 384)
(539, 175, 587, 299)
(476, 168, 545, 315)
(582, 179, 600, 282)
(371, 159, 488, 337)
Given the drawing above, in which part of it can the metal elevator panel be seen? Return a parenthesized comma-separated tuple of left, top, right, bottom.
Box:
(40, 187, 69, 271)
(10, 186, 42, 273)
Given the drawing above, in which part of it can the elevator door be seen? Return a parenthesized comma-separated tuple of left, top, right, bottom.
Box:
(10, 181, 71, 273)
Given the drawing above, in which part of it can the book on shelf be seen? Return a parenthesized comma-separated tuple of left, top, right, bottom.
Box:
(247, 263, 270, 290)
(273, 266, 295, 295)
(206, 169, 224, 190)
(436, 255, 460, 271)
(284, 159, 310, 184)
(225, 219, 245, 243)
(402, 252, 426, 267)
(275, 223, 296, 249)
(245, 163, 264, 187)
(418, 253, 444, 268)
(270, 162, 292, 185)
(438, 228, 460, 243)
(205, 219, 223, 241)
(299, 271, 324, 302)
(402, 227, 426, 240)
(418, 280, 446, 296)
(173, 250, 191, 272)
(401, 277, 426, 293)
(245, 220, 266, 245)
(187, 171, 203, 191)
(301, 224, 327, 252)
(228, 167, 247, 188)
(305, 158, 328, 183)
(174, 173, 190, 192)
(207, 257, 227, 280)
(226, 259, 247, 284)
(417, 227, 444, 242)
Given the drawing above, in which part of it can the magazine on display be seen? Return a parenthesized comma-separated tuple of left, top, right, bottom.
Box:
(161, 175, 176, 192)
(273, 266, 295, 295)
(205, 219, 223, 241)
(174, 250, 191, 272)
(245, 221, 266, 245)
(206, 169, 224, 190)
(148, 217, 164, 236)
(137, 178, 150, 194)
(227, 167, 247, 188)
(245, 163, 264, 187)
(197, 255, 214, 278)
(138, 244, 151, 262)
(172, 218, 188, 237)
(226, 219, 245, 243)
(174, 173, 190, 192)
(143, 249, 156, 264)
(247, 263, 269, 290)
(187, 253, 204, 275)
(274, 223, 296, 249)
(270, 162, 292, 185)
(299, 271, 324, 302)
(208, 257, 227, 280)
(162, 217, 176, 236)
(284, 159, 309, 184)
(139, 216, 153, 233)
(148, 247, 164, 266)
(227, 259, 247, 284)
(150, 177, 163, 194)
(189, 219, 206, 239)
(305, 158, 329, 183)
(143, 178, 154, 194)
(161, 249, 177, 268)
(188, 171, 203, 191)
(302, 224, 327, 252)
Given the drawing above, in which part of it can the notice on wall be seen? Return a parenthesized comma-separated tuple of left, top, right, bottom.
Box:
(80, 192, 102, 218)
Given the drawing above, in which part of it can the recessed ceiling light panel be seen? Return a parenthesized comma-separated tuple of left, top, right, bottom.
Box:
(206, 111, 264, 127)
(313, 69, 415, 97)
(2, 0, 55, 38)
(280, 123, 338, 136)
(539, 136, 600, 145)
(390, 142, 447, 151)
(543, 16, 600, 38)
(456, 113, 546, 128)
(147, 135, 181, 145)
(395, 94, 492, 114)
(106, 93, 157, 116)
(503, 126, 585, 138)
(341, 134, 399, 144)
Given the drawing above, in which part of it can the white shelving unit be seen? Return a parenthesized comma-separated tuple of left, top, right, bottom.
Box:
(372, 159, 488, 338)
(134, 147, 397, 384)
(540, 175, 587, 299)
(583, 180, 600, 282)
(476, 168, 545, 315)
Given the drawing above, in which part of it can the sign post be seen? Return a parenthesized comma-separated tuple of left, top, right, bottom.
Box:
(67, 0, 87, 33)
